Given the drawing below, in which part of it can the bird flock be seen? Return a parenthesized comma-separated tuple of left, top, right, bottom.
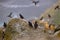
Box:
(0, 4, 60, 40)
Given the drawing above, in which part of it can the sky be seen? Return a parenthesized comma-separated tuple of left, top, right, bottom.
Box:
(0, 0, 58, 25)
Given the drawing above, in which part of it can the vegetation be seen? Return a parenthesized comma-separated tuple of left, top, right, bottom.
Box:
(4, 26, 19, 40)
(53, 10, 60, 25)
(0, 19, 19, 40)
(0, 29, 3, 40)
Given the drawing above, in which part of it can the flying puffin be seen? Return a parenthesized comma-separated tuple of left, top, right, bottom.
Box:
(32, 0, 39, 5)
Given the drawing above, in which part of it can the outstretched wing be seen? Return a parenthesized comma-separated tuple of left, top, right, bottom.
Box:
(32, 1, 39, 5)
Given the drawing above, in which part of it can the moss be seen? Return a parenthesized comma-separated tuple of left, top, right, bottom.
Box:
(0, 29, 3, 40)
(4, 18, 19, 40)
(53, 10, 60, 25)
(4, 25, 19, 40)
(55, 32, 60, 38)
(4, 31, 12, 40)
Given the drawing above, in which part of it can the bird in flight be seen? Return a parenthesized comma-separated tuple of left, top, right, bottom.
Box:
(32, 0, 39, 5)
(8, 12, 12, 18)
(19, 14, 24, 19)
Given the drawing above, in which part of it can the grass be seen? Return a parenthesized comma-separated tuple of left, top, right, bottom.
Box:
(53, 10, 60, 25)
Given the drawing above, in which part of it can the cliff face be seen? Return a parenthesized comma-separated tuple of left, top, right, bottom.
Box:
(0, 0, 60, 40)
(6, 18, 51, 40)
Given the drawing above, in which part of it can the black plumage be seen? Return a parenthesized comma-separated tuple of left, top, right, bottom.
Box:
(19, 14, 24, 19)
(28, 21, 33, 28)
(8, 12, 12, 18)
(55, 5, 60, 10)
(34, 21, 38, 29)
(32, 0, 39, 5)
(54, 28, 60, 33)
(48, 14, 51, 18)
(3, 22, 7, 28)
(40, 17, 43, 20)
(54, 25, 60, 33)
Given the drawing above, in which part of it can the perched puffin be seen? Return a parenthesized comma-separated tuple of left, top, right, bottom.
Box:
(28, 21, 33, 28)
(48, 14, 51, 18)
(55, 5, 60, 10)
(40, 17, 43, 20)
(34, 21, 38, 29)
(3, 22, 7, 28)
(19, 14, 24, 19)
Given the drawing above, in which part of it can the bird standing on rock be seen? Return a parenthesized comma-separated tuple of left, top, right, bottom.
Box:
(40, 17, 43, 20)
(54, 25, 60, 33)
(48, 14, 51, 18)
(19, 14, 24, 19)
(28, 21, 33, 28)
(55, 5, 60, 10)
(34, 21, 38, 29)
(3, 22, 7, 28)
